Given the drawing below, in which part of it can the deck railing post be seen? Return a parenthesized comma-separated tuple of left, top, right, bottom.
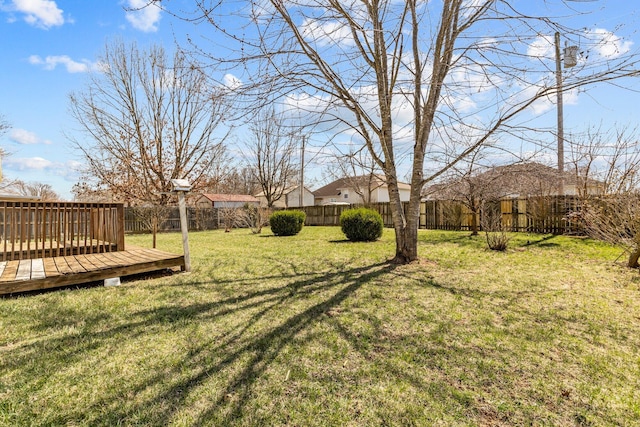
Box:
(116, 204, 125, 251)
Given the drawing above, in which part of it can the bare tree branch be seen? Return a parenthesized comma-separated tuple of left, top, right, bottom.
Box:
(68, 40, 231, 206)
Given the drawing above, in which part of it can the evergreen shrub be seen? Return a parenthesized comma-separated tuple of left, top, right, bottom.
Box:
(269, 210, 306, 236)
(340, 208, 384, 242)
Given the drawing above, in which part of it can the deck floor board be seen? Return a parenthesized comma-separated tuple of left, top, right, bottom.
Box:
(0, 249, 184, 295)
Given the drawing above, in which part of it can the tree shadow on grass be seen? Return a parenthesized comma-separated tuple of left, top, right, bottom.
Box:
(521, 234, 559, 247)
(4, 260, 396, 426)
(5, 251, 631, 425)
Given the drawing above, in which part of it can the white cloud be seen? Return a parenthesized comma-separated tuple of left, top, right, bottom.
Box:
(509, 77, 579, 116)
(10, 0, 65, 29)
(527, 35, 554, 60)
(300, 18, 355, 48)
(9, 128, 51, 145)
(5, 157, 54, 171)
(125, 0, 161, 33)
(3, 157, 80, 180)
(28, 55, 101, 73)
(223, 74, 242, 90)
(528, 29, 633, 63)
(588, 28, 633, 59)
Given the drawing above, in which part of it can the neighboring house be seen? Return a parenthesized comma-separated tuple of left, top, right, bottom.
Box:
(254, 185, 315, 208)
(422, 162, 604, 200)
(313, 175, 411, 206)
(195, 194, 260, 209)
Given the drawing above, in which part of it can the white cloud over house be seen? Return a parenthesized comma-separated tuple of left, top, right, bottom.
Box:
(125, 0, 161, 33)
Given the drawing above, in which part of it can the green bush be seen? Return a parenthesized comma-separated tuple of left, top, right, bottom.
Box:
(340, 208, 384, 242)
(269, 210, 306, 236)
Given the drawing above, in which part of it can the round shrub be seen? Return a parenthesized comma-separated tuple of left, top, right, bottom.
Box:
(269, 210, 306, 236)
(340, 208, 384, 242)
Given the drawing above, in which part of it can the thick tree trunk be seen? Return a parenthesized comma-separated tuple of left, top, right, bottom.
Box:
(470, 202, 479, 236)
(389, 183, 421, 264)
(393, 221, 419, 264)
(629, 246, 640, 269)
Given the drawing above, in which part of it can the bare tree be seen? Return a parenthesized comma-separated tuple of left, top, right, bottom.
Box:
(161, 0, 640, 263)
(71, 181, 115, 202)
(567, 125, 640, 268)
(324, 148, 383, 207)
(245, 107, 300, 208)
(207, 165, 259, 195)
(424, 147, 499, 236)
(236, 205, 272, 234)
(481, 198, 511, 251)
(0, 114, 9, 183)
(0, 114, 8, 136)
(14, 180, 60, 201)
(568, 125, 640, 197)
(68, 40, 230, 207)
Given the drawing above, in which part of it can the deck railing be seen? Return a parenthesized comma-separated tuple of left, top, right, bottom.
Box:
(0, 200, 125, 261)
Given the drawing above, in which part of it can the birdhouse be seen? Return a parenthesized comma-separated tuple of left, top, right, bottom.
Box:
(564, 45, 579, 68)
(170, 178, 192, 192)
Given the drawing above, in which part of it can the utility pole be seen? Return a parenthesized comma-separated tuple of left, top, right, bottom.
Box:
(554, 32, 565, 196)
(554, 32, 578, 197)
(299, 135, 305, 208)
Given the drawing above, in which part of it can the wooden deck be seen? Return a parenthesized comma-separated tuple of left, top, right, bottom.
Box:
(0, 248, 185, 295)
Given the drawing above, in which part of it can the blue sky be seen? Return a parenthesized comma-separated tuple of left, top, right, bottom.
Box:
(0, 0, 180, 199)
(0, 0, 639, 200)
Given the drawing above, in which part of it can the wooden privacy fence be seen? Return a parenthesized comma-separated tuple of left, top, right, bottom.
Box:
(297, 196, 582, 235)
(0, 200, 124, 261)
(121, 196, 582, 235)
(124, 207, 219, 233)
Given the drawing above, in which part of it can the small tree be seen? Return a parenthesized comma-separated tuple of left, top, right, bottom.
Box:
(481, 199, 510, 251)
(0, 114, 10, 183)
(218, 207, 241, 232)
(245, 107, 300, 208)
(568, 125, 640, 268)
(577, 194, 640, 268)
(237, 205, 271, 234)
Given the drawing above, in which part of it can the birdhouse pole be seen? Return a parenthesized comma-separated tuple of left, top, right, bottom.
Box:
(171, 179, 192, 272)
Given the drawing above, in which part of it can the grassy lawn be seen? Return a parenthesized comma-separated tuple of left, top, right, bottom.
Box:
(1, 227, 640, 426)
